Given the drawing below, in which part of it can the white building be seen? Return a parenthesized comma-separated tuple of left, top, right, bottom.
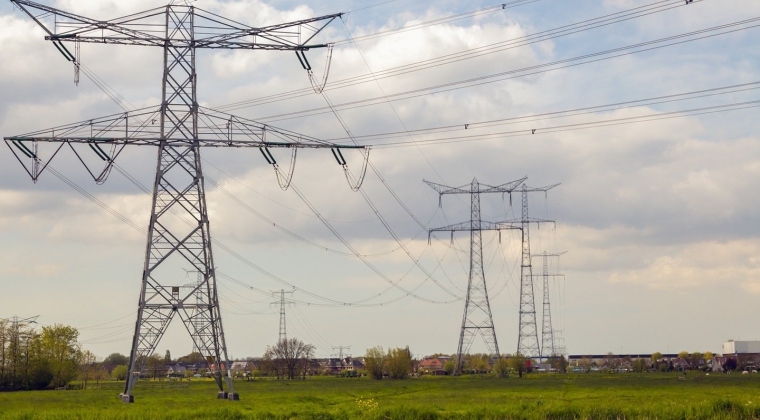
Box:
(723, 340, 760, 355)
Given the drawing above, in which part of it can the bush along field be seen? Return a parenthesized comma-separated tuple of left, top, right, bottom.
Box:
(1, 373, 760, 420)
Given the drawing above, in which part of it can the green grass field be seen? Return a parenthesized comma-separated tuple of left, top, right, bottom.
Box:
(1, 373, 759, 419)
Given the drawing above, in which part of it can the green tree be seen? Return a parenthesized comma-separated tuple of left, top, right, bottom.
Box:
(677, 351, 689, 360)
(689, 352, 703, 370)
(164, 350, 172, 364)
(364, 346, 386, 380)
(651, 352, 663, 362)
(25, 335, 52, 390)
(474, 358, 487, 373)
(112, 365, 128, 381)
(508, 353, 528, 378)
(493, 357, 509, 378)
(632, 358, 647, 373)
(386, 347, 412, 379)
(704, 351, 714, 362)
(177, 352, 205, 364)
(40, 325, 80, 388)
(103, 353, 129, 366)
(443, 360, 455, 375)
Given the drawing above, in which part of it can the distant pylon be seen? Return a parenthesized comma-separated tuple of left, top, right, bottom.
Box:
(499, 183, 559, 360)
(271, 290, 293, 344)
(531, 251, 566, 361)
(332, 345, 351, 360)
(426, 177, 525, 374)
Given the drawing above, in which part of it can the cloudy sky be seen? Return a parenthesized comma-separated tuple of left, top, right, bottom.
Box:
(1, 0, 759, 361)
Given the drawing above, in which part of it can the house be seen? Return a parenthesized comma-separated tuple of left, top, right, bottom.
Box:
(230, 361, 249, 372)
(166, 363, 187, 377)
(313, 357, 365, 374)
(342, 357, 365, 372)
(315, 358, 339, 374)
(419, 357, 450, 374)
(208, 363, 227, 372)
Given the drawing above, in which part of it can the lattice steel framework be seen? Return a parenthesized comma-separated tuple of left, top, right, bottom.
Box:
(5, 0, 365, 403)
(271, 289, 293, 344)
(498, 184, 558, 359)
(531, 252, 565, 361)
(426, 177, 526, 374)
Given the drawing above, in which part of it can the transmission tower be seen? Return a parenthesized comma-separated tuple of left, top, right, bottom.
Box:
(332, 345, 351, 360)
(271, 290, 293, 344)
(531, 251, 566, 361)
(182, 270, 206, 355)
(426, 177, 526, 374)
(498, 183, 558, 360)
(4, 1, 366, 403)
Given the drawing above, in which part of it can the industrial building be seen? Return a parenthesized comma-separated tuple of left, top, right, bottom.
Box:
(722, 340, 760, 355)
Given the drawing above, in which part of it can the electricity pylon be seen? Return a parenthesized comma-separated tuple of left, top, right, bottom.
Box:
(332, 346, 351, 360)
(498, 184, 558, 360)
(4, 1, 367, 403)
(271, 290, 294, 344)
(531, 251, 566, 361)
(426, 177, 526, 374)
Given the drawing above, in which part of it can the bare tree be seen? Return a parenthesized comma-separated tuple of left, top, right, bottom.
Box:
(269, 338, 315, 380)
(146, 354, 165, 380)
(79, 350, 97, 389)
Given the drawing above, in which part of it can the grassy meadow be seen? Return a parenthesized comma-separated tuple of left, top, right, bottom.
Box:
(1, 373, 760, 419)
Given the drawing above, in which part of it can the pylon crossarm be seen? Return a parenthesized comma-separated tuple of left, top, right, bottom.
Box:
(192, 10, 343, 50)
(12, 1, 342, 50)
(523, 183, 561, 193)
(424, 176, 528, 196)
(11, 0, 166, 46)
(497, 218, 555, 227)
(423, 179, 472, 195)
(6, 136, 364, 149)
(430, 221, 522, 232)
(478, 177, 527, 193)
(530, 251, 568, 260)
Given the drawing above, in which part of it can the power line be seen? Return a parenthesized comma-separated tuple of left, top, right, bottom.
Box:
(326, 82, 760, 143)
(370, 99, 760, 148)
(214, 0, 704, 114)
(236, 15, 758, 122)
(335, 0, 539, 45)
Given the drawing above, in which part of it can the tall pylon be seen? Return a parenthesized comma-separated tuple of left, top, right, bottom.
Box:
(4, 1, 367, 403)
(272, 290, 293, 344)
(499, 183, 559, 360)
(531, 251, 566, 361)
(426, 177, 526, 374)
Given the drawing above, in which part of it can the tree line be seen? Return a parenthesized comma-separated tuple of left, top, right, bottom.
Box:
(0, 320, 81, 390)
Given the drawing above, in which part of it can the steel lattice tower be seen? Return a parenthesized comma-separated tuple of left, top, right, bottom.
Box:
(426, 177, 525, 374)
(272, 289, 293, 344)
(4, 1, 365, 403)
(532, 251, 565, 360)
(498, 184, 558, 360)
